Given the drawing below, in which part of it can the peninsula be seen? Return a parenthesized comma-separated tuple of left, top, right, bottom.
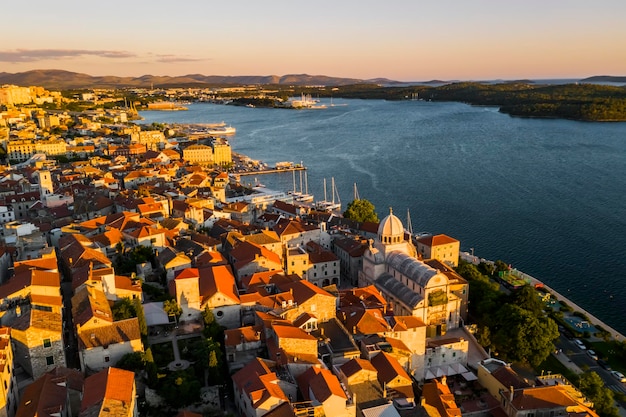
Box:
(2, 70, 626, 121)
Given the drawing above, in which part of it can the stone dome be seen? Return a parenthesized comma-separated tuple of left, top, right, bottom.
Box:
(377, 208, 405, 244)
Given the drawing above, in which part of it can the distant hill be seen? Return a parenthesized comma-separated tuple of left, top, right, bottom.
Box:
(0, 69, 409, 89)
(580, 75, 626, 83)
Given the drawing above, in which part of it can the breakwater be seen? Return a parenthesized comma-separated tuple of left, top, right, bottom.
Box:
(234, 166, 306, 176)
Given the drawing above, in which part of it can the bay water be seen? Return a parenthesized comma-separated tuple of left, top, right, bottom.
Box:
(139, 99, 626, 334)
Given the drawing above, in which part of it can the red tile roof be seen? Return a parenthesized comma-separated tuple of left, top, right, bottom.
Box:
(81, 367, 135, 415)
(417, 234, 459, 247)
(297, 367, 346, 402)
(15, 372, 67, 417)
(422, 378, 462, 417)
(77, 318, 141, 349)
(371, 351, 412, 386)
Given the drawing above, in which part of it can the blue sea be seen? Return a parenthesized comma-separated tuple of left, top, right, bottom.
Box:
(139, 99, 626, 334)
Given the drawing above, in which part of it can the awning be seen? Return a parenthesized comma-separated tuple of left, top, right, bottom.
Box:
(452, 363, 469, 374)
(143, 301, 171, 326)
(461, 371, 478, 381)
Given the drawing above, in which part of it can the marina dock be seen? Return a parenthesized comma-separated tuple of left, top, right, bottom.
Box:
(234, 166, 306, 176)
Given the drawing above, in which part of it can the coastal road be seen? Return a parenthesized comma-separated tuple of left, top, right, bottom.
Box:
(556, 335, 626, 396)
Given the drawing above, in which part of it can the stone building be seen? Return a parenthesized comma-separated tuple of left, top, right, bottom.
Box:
(416, 234, 461, 267)
(0, 328, 18, 417)
(359, 209, 462, 337)
(10, 308, 66, 379)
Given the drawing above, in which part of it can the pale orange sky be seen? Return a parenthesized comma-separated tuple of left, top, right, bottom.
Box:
(2, 0, 625, 81)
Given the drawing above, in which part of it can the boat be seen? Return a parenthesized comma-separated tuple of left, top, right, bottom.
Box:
(205, 124, 236, 135)
(187, 122, 236, 136)
(315, 177, 341, 212)
(287, 93, 327, 109)
(288, 169, 314, 202)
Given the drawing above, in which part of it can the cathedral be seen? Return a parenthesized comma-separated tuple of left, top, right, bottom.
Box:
(358, 209, 463, 336)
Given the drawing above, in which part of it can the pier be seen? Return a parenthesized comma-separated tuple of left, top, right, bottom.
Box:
(234, 166, 306, 176)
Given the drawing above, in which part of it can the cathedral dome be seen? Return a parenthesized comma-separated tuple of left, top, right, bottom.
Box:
(377, 208, 405, 244)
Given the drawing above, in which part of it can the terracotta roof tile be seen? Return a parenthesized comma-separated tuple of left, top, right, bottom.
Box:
(77, 318, 142, 349)
(15, 372, 67, 417)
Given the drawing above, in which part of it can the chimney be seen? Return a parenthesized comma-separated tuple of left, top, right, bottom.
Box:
(441, 375, 447, 386)
(509, 386, 514, 402)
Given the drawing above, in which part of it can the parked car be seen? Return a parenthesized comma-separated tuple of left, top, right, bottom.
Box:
(598, 359, 611, 371)
(610, 371, 626, 383)
(586, 349, 598, 360)
(573, 339, 586, 350)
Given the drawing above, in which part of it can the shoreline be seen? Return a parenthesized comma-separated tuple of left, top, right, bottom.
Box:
(460, 252, 626, 342)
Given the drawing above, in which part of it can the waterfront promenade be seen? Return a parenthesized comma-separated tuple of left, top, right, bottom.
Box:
(460, 252, 626, 341)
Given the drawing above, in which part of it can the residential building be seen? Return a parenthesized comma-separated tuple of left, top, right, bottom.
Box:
(14, 371, 70, 417)
(79, 367, 138, 417)
(296, 367, 355, 417)
(10, 307, 66, 379)
(370, 351, 415, 404)
(333, 236, 367, 286)
(421, 376, 462, 417)
(0, 328, 18, 417)
(416, 234, 461, 267)
(169, 265, 240, 327)
(224, 325, 263, 373)
(183, 144, 213, 165)
(72, 285, 143, 373)
(232, 358, 290, 417)
(211, 138, 232, 166)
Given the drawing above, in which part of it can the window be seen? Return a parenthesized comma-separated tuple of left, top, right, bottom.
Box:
(104, 356, 110, 363)
(43, 338, 51, 348)
(46, 356, 54, 366)
(216, 310, 224, 318)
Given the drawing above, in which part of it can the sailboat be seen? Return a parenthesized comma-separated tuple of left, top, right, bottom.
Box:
(288, 168, 314, 202)
(315, 177, 341, 212)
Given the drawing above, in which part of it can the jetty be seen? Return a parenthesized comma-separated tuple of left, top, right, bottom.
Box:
(234, 165, 306, 177)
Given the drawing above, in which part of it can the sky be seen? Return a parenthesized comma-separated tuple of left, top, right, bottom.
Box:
(2, 0, 626, 82)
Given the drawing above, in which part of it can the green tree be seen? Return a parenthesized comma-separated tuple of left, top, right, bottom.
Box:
(163, 299, 182, 322)
(157, 369, 201, 408)
(455, 261, 502, 324)
(201, 306, 223, 339)
(144, 348, 158, 386)
(491, 303, 559, 367)
(509, 285, 544, 316)
(116, 352, 145, 372)
(494, 260, 509, 273)
(343, 199, 379, 223)
(133, 298, 148, 338)
(112, 298, 136, 321)
(476, 326, 492, 350)
(579, 371, 619, 417)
